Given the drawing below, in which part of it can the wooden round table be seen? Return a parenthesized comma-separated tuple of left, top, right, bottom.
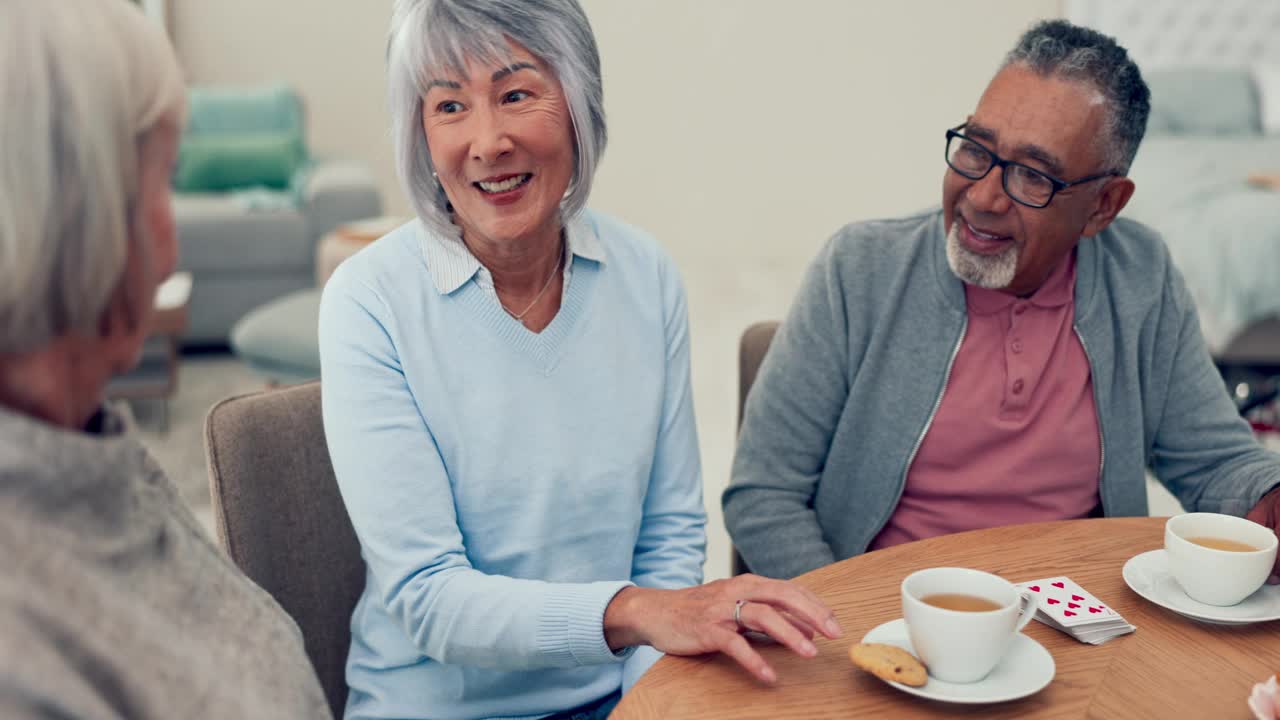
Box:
(612, 518, 1280, 719)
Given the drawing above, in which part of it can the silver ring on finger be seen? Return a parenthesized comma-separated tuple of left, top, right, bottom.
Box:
(734, 599, 749, 633)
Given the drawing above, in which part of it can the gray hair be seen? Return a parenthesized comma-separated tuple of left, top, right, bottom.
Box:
(387, 0, 606, 240)
(0, 0, 185, 354)
(1002, 19, 1150, 174)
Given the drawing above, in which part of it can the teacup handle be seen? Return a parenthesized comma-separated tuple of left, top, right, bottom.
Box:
(1014, 589, 1037, 633)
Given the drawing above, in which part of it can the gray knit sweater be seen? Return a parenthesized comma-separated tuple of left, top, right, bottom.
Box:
(0, 403, 331, 719)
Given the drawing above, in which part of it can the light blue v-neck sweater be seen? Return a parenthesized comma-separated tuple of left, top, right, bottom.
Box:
(318, 209, 705, 720)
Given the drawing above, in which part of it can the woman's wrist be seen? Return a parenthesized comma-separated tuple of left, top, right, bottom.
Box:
(604, 586, 659, 651)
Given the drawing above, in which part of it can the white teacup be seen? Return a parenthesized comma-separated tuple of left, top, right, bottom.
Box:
(1165, 513, 1278, 606)
(901, 567, 1036, 684)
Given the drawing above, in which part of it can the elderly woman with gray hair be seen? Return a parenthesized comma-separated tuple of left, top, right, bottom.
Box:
(318, 0, 840, 718)
(0, 1, 329, 717)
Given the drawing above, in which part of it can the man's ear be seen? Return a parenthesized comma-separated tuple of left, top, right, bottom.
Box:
(1082, 177, 1135, 237)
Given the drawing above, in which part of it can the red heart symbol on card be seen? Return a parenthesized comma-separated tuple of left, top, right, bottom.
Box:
(1089, 607, 1102, 614)
(1047, 598, 1060, 605)
(1052, 582, 1065, 588)
(1028, 585, 1040, 592)
(1064, 610, 1077, 616)
(1068, 602, 1080, 609)
(1071, 594, 1084, 601)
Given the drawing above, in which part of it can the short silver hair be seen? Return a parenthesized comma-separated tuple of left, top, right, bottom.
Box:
(0, 0, 186, 354)
(387, 0, 606, 240)
(1002, 20, 1150, 175)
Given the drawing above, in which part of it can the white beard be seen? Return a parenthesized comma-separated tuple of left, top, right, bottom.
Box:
(945, 221, 1019, 289)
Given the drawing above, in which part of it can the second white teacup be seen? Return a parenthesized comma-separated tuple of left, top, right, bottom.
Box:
(901, 567, 1036, 684)
(1165, 513, 1277, 606)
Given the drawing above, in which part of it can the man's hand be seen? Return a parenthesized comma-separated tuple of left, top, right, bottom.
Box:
(1244, 486, 1280, 584)
(603, 575, 843, 684)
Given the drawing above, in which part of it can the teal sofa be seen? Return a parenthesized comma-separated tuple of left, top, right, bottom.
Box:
(173, 85, 381, 344)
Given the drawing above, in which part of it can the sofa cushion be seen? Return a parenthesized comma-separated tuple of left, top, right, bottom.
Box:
(177, 85, 310, 192)
(174, 132, 306, 192)
(187, 84, 304, 135)
(173, 194, 310, 273)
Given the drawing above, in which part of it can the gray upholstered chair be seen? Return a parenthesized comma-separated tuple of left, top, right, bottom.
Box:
(204, 381, 361, 719)
(732, 321, 780, 576)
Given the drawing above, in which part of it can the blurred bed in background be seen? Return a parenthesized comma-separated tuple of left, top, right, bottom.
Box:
(1071, 0, 1280, 411)
(1125, 68, 1280, 366)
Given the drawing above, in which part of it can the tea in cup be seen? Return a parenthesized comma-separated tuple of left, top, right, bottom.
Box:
(901, 567, 1036, 683)
(1165, 513, 1278, 606)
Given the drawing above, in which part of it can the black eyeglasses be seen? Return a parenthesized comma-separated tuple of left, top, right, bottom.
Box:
(944, 124, 1119, 209)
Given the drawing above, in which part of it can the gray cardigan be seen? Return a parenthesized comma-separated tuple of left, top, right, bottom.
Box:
(724, 208, 1280, 579)
(0, 404, 331, 719)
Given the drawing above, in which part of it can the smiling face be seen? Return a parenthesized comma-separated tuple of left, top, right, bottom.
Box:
(421, 41, 575, 251)
(942, 64, 1131, 296)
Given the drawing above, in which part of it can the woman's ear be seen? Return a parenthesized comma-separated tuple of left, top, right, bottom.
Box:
(98, 213, 154, 345)
(99, 122, 182, 373)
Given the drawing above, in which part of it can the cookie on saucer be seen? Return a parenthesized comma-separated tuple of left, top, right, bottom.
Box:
(848, 642, 928, 687)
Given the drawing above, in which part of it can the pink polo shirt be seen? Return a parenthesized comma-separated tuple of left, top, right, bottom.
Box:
(869, 252, 1100, 551)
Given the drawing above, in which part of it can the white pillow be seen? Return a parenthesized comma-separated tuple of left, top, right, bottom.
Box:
(1254, 64, 1280, 135)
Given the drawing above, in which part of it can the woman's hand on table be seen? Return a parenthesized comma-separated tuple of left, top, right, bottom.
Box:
(603, 575, 843, 684)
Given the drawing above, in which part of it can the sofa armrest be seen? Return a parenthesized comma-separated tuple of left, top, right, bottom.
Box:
(295, 160, 383, 240)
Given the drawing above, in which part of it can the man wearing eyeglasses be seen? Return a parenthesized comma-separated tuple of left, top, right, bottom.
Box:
(724, 19, 1280, 580)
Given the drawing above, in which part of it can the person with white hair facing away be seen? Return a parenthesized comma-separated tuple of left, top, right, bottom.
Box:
(319, 1, 842, 718)
(0, 1, 330, 717)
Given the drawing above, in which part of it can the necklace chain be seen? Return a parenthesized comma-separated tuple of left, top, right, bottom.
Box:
(500, 243, 564, 322)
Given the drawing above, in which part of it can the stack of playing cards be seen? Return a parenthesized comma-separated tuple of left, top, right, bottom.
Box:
(1015, 576, 1136, 645)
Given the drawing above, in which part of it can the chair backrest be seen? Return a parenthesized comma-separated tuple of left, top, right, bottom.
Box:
(732, 321, 780, 576)
(204, 381, 362, 720)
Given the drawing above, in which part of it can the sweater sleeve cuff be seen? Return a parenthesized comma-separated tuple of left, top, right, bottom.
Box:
(536, 581, 635, 666)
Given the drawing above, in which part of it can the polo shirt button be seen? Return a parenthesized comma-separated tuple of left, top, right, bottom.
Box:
(1012, 379, 1025, 394)
(1014, 304, 1027, 316)
(1012, 339, 1024, 353)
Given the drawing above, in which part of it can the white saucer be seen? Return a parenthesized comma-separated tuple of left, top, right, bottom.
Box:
(1122, 549, 1280, 626)
(859, 619, 1055, 704)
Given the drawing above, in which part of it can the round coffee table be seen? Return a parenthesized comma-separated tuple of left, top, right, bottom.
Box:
(613, 517, 1280, 719)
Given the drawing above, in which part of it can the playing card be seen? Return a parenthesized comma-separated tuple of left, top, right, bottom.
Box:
(1015, 576, 1135, 644)
(1017, 576, 1118, 628)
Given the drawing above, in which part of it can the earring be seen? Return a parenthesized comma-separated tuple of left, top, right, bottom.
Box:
(430, 171, 452, 211)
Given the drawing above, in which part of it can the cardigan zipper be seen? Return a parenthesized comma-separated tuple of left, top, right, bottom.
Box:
(1073, 326, 1107, 511)
(870, 317, 969, 543)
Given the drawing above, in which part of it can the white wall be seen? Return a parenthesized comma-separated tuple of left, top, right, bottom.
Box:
(585, 2, 1062, 579)
(173, 1, 1062, 579)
